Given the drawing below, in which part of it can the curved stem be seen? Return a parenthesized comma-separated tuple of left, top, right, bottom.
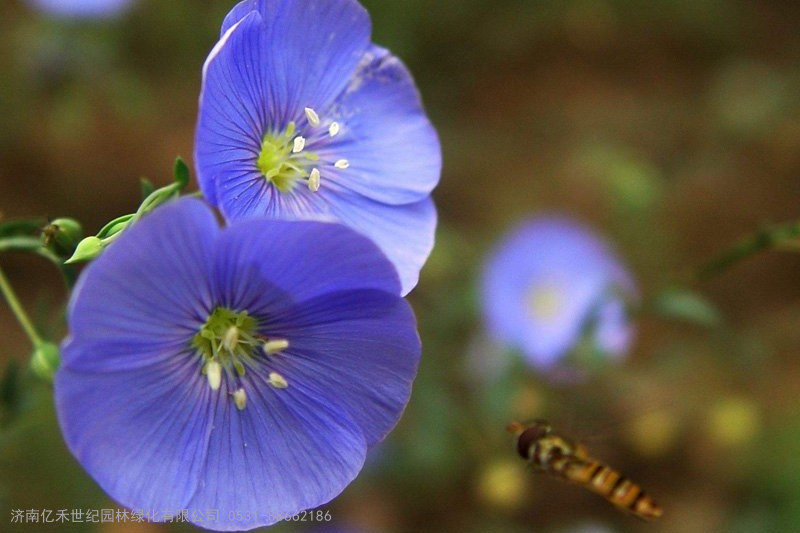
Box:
(696, 220, 800, 282)
(0, 264, 43, 348)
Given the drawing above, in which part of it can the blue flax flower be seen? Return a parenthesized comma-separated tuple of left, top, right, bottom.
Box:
(26, 0, 134, 19)
(195, 0, 441, 295)
(55, 199, 420, 530)
(481, 216, 636, 373)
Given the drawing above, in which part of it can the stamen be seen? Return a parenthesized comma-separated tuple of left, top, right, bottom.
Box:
(329, 122, 340, 137)
(292, 136, 306, 153)
(334, 159, 350, 169)
(269, 371, 289, 389)
(304, 107, 320, 127)
(207, 361, 222, 391)
(233, 388, 247, 410)
(222, 326, 239, 353)
(308, 168, 321, 192)
(263, 338, 290, 355)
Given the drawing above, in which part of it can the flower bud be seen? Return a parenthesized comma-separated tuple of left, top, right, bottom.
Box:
(65, 236, 104, 264)
(42, 218, 83, 255)
(30, 342, 60, 382)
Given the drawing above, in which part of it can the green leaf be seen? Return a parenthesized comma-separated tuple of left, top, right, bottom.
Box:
(651, 287, 722, 327)
(0, 219, 44, 239)
(173, 157, 190, 189)
(0, 235, 66, 263)
(0, 236, 45, 253)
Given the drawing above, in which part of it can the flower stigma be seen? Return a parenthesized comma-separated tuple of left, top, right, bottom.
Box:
(255, 108, 348, 194)
(193, 307, 291, 406)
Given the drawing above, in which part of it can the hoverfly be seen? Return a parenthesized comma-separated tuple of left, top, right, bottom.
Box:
(508, 420, 663, 521)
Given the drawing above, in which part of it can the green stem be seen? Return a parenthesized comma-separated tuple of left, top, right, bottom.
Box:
(0, 264, 43, 348)
(697, 220, 800, 282)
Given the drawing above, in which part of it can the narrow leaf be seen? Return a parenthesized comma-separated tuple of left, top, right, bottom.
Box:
(173, 157, 190, 189)
(651, 287, 721, 327)
(0, 219, 44, 238)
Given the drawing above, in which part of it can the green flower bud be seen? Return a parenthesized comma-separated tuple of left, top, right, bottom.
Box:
(96, 214, 135, 239)
(65, 236, 104, 264)
(30, 342, 60, 382)
(42, 218, 83, 255)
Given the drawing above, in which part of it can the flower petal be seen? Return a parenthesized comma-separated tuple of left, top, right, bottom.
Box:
(327, 195, 437, 296)
(594, 299, 635, 357)
(60, 338, 188, 373)
(245, 0, 371, 123)
(220, 0, 256, 36)
(212, 219, 403, 307)
(211, 173, 436, 296)
(265, 289, 420, 447)
(196, 11, 268, 207)
(186, 366, 367, 530)
(321, 45, 441, 205)
(55, 358, 213, 515)
(65, 199, 217, 368)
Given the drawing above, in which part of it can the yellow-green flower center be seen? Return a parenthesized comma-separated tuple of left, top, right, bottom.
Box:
(527, 281, 566, 322)
(256, 121, 319, 193)
(193, 307, 260, 378)
(255, 108, 350, 194)
(192, 307, 291, 405)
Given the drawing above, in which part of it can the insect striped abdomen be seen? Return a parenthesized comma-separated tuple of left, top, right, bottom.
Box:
(565, 460, 663, 521)
(509, 421, 663, 521)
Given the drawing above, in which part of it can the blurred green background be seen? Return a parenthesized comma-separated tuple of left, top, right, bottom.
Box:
(2, 0, 800, 532)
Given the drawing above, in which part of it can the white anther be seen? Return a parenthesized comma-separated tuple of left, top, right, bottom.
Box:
(207, 361, 222, 391)
(263, 338, 290, 355)
(292, 136, 306, 153)
(222, 326, 239, 353)
(308, 168, 321, 192)
(329, 122, 340, 137)
(334, 159, 350, 169)
(269, 371, 289, 389)
(233, 388, 247, 410)
(304, 107, 320, 127)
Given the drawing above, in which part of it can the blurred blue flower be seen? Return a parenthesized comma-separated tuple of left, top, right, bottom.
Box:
(55, 199, 420, 530)
(481, 216, 636, 373)
(194, 0, 441, 295)
(25, 0, 134, 19)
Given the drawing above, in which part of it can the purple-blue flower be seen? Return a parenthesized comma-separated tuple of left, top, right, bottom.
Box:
(25, 0, 134, 19)
(481, 216, 637, 372)
(194, 0, 441, 295)
(54, 199, 420, 530)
